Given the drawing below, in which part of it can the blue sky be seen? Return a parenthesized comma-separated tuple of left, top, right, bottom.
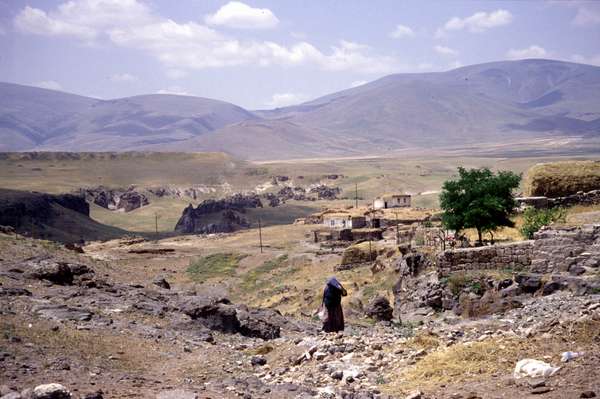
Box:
(1, 0, 599, 109)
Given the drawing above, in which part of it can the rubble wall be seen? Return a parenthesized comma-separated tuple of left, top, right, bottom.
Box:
(437, 241, 534, 276)
(437, 224, 600, 276)
(530, 224, 600, 273)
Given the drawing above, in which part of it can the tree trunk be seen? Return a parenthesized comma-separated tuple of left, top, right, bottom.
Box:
(477, 228, 482, 246)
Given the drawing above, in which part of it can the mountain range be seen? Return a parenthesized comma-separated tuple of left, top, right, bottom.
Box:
(2, 59, 599, 160)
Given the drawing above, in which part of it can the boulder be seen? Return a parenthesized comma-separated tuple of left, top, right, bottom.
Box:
(365, 295, 393, 321)
(237, 309, 281, 340)
(179, 296, 284, 340)
(153, 276, 171, 290)
(26, 260, 73, 285)
(33, 304, 93, 322)
(32, 383, 71, 399)
(515, 274, 542, 294)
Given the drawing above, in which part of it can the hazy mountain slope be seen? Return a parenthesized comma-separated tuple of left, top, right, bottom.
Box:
(0, 83, 256, 151)
(239, 59, 600, 157)
(0, 83, 96, 151)
(2, 59, 599, 158)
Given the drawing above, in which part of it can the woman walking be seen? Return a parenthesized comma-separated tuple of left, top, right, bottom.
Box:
(320, 277, 347, 332)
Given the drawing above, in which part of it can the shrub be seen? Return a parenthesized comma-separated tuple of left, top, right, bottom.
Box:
(520, 207, 566, 239)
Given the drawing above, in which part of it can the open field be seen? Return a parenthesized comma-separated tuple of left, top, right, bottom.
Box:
(1, 151, 600, 233)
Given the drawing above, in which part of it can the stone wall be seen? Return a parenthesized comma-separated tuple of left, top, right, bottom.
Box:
(437, 241, 534, 276)
(516, 189, 600, 209)
(437, 224, 600, 276)
(530, 224, 600, 274)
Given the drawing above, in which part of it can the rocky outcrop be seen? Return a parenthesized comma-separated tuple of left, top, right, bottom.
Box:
(147, 185, 217, 200)
(0, 189, 89, 227)
(364, 295, 393, 321)
(180, 296, 281, 340)
(308, 185, 341, 200)
(277, 186, 310, 201)
(82, 186, 149, 212)
(174, 194, 261, 234)
(24, 259, 94, 286)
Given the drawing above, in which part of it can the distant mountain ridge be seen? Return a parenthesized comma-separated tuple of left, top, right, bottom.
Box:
(2, 59, 599, 159)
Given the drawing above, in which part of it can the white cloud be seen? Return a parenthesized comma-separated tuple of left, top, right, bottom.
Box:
(437, 9, 512, 37)
(109, 73, 138, 82)
(434, 45, 458, 57)
(265, 93, 308, 108)
(14, 1, 396, 75)
(14, 1, 153, 40)
(165, 69, 188, 80)
(389, 24, 414, 39)
(571, 53, 600, 66)
(33, 80, 63, 90)
(205, 1, 279, 30)
(568, 2, 600, 26)
(506, 45, 547, 60)
(157, 86, 190, 96)
(350, 80, 368, 88)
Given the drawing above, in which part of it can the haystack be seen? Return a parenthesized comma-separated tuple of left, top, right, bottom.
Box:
(524, 161, 600, 197)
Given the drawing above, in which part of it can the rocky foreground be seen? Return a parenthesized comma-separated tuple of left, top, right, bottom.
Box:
(1, 231, 599, 399)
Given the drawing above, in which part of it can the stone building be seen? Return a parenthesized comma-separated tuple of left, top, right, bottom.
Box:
(373, 194, 411, 210)
(322, 213, 367, 229)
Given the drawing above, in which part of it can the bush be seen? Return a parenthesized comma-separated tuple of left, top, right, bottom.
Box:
(520, 207, 566, 239)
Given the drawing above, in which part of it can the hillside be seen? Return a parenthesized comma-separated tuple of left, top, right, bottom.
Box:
(0, 188, 127, 243)
(0, 83, 256, 152)
(218, 59, 600, 158)
(1, 59, 600, 159)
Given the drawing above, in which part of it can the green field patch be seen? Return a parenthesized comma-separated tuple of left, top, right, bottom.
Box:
(187, 253, 246, 282)
(240, 254, 289, 291)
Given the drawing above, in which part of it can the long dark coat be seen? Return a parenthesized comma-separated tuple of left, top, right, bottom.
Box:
(322, 278, 347, 332)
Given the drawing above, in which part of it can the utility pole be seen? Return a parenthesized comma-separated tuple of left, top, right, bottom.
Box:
(154, 213, 159, 241)
(258, 218, 263, 253)
(395, 211, 400, 245)
(355, 183, 358, 208)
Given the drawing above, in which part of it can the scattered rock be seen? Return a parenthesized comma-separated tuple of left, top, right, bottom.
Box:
(405, 390, 423, 399)
(32, 383, 71, 399)
(530, 386, 552, 395)
(25, 260, 73, 285)
(153, 276, 171, 290)
(364, 295, 393, 321)
(251, 356, 267, 366)
(33, 304, 93, 322)
(155, 389, 198, 399)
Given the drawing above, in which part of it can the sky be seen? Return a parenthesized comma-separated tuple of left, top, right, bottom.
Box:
(1, 0, 599, 109)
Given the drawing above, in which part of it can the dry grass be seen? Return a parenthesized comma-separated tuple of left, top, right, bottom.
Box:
(525, 160, 600, 197)
(0, 316, 163, 372)
(390, 320, 600, 393)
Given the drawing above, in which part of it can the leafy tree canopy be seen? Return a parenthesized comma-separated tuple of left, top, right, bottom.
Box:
(440, 167, 521, 244)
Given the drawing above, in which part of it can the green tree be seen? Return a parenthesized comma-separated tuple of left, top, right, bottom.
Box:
(520, 207, 565, 239)
(440, 167, 521, 245)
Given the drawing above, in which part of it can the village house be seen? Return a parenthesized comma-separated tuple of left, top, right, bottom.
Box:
(373, 194, 411, 210)
(322, 212, 367, 229)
